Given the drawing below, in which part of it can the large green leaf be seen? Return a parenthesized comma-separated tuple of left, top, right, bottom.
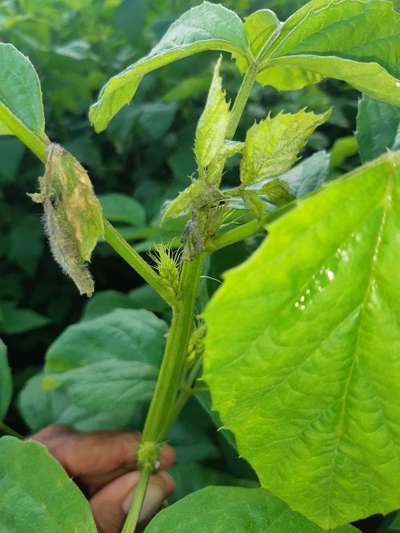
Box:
(0, 340, 12, 421)
(203, 151, 400, 528)
(89, 2, 249, 132)
(145, 486, 358, 532)
(0, 436, 96, 532)
(43, 309, 167, 425)
(0, 43, 45, 136)
(356, 95, 400, 163)
(258, 0, 400, 105)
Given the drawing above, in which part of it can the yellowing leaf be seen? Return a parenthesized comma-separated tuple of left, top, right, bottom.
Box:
(30, 144, 104, 296)
(194, 57, 231, 184)
(204, 151, 400, 528)
(240, 109, 330, 185)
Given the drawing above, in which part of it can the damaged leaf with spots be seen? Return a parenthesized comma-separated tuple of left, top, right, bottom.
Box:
(30, 144, 104, 296)
(194, 57, 231, 184)
(240, 109, 330, 186)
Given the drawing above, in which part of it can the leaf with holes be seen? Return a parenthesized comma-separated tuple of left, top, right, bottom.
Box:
(204, 151, 400, 528)
(0, 340, 12, 422)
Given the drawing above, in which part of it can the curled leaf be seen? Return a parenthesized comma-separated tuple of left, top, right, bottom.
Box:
(194, 57, 231, 184)
(30, 144, 104, 296)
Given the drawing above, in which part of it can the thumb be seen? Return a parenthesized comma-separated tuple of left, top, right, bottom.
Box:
(90, 470, 175, 533)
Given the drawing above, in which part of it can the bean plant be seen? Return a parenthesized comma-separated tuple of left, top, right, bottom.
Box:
(1, 0, 400, 531)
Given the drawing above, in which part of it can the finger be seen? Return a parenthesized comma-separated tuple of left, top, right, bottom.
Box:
(32, 425, 141, 477)
(84, 443, 175, 496)
(31, 424, 175, 492)
(90, 470, 175, 533)
(31, 423, 74, 442)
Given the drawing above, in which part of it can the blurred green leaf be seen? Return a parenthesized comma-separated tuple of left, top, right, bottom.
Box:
(0, 437, 97, 532)
(0, 43, 45, 136)
(0, 137, 25, 183)
(0, 302, 50, 335)
(168, 462, 257, 503)
(0, 340, 12, 421)
(18, 372, 145, 432)
(8, 214, 44, 276)
(99, 193, 146, 227)
(145, 486, 358, 533)
(356, 95, 400, 163)
(330, 135, 358, 168)
(44, 309, 167, 426)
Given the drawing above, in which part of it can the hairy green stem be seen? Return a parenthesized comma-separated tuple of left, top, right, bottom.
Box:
(121, 467, 151, 533)
(210, 218, 266, 251)
(104, 220, 175, 306)
(170, 354, 203, 425)
(0, 101, 48, 161)
(123, 255, 204, 533)
(142, 254, 205, 443)
(209, 203, 295, 252)
(0, 421, 22, 439)
(124, 59, 259, 532)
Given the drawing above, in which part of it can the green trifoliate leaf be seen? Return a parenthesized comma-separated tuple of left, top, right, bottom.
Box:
(194, 57, 231, 183)
(0, 437, 97, 532)
(356, 95, 400, 163)
(0, 340, 12, 422)
(30, 144, 104, 297)
(89, 2, 249, 132)
(145, 486, 358, 533)
(244, 9, 282, 58)
(0, 43, 45, 137)
(204, 151, 400, 528)
(257, 0, 400, 105)
(240, 109, 330, 185)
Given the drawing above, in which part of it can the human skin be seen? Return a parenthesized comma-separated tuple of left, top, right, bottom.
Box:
(31, 424, 176, 532)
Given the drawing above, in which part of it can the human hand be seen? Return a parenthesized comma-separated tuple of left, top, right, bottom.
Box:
(31, 424, 175, 533)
